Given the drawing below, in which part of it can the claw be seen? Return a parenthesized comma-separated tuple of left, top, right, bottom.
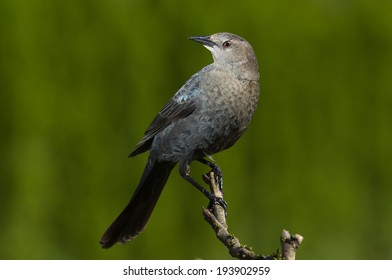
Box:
(215, 173, 224, 194)
(198, 158, 224, 194)
(207, 195, 228, 215)
(211, 164, 224, 194)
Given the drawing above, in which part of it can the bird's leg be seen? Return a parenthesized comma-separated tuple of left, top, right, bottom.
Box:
(198, 158, 224, 194)
(179, 162, 227, 212)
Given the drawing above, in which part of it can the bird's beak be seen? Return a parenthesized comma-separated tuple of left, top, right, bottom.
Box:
(189, 36, 216, 48)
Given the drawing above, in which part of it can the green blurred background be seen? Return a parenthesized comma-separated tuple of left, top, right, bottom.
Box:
(1, 0, 391, 259)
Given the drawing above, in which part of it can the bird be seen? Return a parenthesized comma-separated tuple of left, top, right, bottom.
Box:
(100, 32, 260, 249)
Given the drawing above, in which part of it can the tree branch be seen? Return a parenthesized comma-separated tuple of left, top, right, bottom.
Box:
(202, 171, 303, 260)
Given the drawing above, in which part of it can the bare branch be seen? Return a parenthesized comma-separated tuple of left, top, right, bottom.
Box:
(202, 171, 303, 260)
(280, 229, 304, 260)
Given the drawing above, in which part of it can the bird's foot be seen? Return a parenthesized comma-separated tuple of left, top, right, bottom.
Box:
(207, 195, 228, 215)
(211, 166, 224, 194)
(198, 158, 224, 194)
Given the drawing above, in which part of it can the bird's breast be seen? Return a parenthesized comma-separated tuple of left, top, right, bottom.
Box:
(196, 74, 259, 153)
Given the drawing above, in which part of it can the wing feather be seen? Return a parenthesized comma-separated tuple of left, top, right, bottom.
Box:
(129, 73, 202, 157)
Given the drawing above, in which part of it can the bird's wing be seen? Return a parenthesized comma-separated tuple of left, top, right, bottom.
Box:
(129, 72, 202, 157)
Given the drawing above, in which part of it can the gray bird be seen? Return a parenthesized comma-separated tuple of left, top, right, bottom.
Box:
(100, 32, 260, 248)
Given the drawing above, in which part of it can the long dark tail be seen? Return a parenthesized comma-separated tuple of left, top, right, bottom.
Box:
(100, 158, 175, 249)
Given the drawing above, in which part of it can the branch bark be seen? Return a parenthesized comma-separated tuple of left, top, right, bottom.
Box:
(202, 171, 303, 260)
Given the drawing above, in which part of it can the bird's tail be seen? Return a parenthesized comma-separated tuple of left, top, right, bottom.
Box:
(100, 158, 175, 249)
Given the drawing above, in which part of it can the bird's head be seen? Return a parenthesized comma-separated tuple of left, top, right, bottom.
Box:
(189, 32, 259, 78)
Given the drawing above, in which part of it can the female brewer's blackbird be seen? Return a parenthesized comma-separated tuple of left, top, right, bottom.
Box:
(100, 32, 260, 248)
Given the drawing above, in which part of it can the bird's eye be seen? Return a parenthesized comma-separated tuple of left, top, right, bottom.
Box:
(223, 41, 231, 48)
